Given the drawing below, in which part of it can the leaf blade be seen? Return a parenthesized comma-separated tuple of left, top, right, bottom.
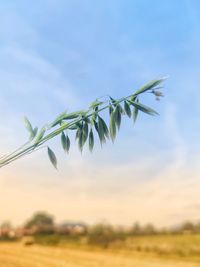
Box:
(128, 101, 159, 116)
(89, 129, 94, 152)
(133, 78, 166, 96)
(34, 127, 46, 144)
(114, 105, 122, 130)
(61, 132, 68, 152)
(47, 147, 57, 169)
(124, 101, 131, 118)
(109, 111, 116, 142)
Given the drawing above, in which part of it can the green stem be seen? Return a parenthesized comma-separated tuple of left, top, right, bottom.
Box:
(0, 96, 129, 168)
(0, 78, 164, 168)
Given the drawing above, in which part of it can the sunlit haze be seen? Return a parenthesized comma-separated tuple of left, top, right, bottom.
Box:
(1, 0, 200, 227)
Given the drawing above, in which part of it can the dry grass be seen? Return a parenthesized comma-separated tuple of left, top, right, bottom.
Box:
(125, 234, 200, 258)
(0, 242, 199, 267)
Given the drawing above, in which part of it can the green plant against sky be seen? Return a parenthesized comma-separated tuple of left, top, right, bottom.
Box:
(0, 78, 166, 169)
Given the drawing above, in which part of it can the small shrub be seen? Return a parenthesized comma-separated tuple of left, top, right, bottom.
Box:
(87, 223, 125, 248)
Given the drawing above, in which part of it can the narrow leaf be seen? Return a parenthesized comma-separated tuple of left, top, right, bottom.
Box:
(24, 117, 33, 133)
(132, 107, 139, 123)
(94, 121, 99, 133)
(61, 133, 70, 153)
(51, 111, 86, 127)
(90, 116, 95, 127)
(99, 116, 109, 139)
(124, 101, 131, 118)
(28, 126, 38, 141)
(119, 104, 125, 115)
(98, 116, 106, 145)
(47, 147, 57, 169)
(24, 117, 36, 140)
(75, 129, 80, 140)
(109, 111, 116, 142)
(89, 129, 94, 152)
(63, 111, 82, 120)
(32, 127, 38, 138)
(83, 122, 89, 143)
(114, 105, 121, 130)
(109, 105, 114, 115)
(61, 132, 68, 152)
(34, 127, 46, 144)
(94, 121, 105, 145)
(51, 112, 68, 127)
(133, 78, 166, 96)
(75, 123, 83, 141)
(78, 131, 84, 152)
(128, 101, 159, 116)
(76, 123, 85, 152)
(66, 135, 70, 153)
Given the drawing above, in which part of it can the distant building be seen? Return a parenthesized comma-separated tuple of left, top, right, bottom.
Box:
(0, 226, 15, 238)
(14, 227, 37, 237)
(55, 222, 87, 235)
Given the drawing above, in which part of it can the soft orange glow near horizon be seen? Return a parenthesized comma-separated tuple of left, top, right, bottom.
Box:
(1, 139, 200, 228)
(1, 104, 200, 227)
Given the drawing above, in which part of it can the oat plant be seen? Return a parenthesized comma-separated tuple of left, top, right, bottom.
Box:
(0, 78, 166, 169)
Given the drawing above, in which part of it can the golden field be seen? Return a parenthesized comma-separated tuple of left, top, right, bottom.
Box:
(1, 234, 200, 267)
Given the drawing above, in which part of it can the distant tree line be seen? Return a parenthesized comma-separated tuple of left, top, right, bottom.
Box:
(1, 212, 200, 248)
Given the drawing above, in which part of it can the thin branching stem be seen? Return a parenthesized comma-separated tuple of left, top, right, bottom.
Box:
(0, 78, 166, 168)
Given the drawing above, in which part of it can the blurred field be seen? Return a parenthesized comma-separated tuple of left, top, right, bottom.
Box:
(0, 238, 200, 267)
(125, 234, 200, 259)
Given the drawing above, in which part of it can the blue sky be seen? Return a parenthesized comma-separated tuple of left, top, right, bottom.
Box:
(0, 0, 200, 226)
